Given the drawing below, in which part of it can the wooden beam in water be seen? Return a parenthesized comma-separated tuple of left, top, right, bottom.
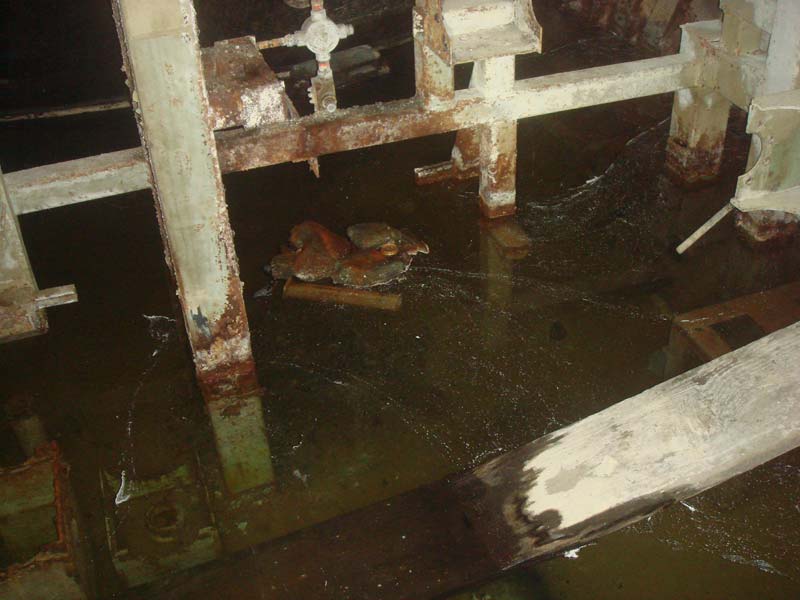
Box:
(283, 278, 402, 311)
(153, 322, 800, 600)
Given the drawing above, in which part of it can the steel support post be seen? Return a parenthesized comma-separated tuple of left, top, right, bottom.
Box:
(735, 0, 800, 244)
(111, 0, 273, 493)
(414, 69, 481, 185)
(477, 57, 518, 218)
(665, 21, 732, 185)
(415, 55, 519, 218)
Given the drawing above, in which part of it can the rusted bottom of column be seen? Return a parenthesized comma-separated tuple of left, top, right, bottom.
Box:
(480, 196, 517, 219)
(735, 210, 800, 247)
(196, 356, 261, 404)
(664, 135, 725, 186)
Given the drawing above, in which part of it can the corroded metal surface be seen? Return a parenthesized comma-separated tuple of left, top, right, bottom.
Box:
(100, 461, 221, 587)
(270, 221, 428, 288)
(734, 0, 800, 243)
(5, 148, 150, 215)
(6, 52, 696, 215)
(218, 53, 696, 172)
(0, 444, 91, 600)
(202, 36, 289, 130)
(731, 90, 800, 246)
(112, 0, 258, 402)
(665, 21, 731, 185)
(413, 1, 455, 107)
(442, 0, 542, 64)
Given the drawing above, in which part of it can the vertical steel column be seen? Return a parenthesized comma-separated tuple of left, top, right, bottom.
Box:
(477, 56, 518, 218)
(665, 21, 732, 185)
(414, 54, 519, 218)
(111, 0, 273, 493)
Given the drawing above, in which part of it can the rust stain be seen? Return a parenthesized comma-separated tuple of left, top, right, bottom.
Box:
(0, 443, 85, 588)
(480, 197, 517, 219)
(202, 36, 287, 130)
(217, 95, 480, 174)
(665, 131, 725, 185)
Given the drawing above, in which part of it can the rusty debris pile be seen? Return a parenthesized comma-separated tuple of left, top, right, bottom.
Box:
(270, 221, 429, 288)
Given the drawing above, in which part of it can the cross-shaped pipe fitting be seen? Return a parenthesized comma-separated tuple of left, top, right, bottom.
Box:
(283, 2, 354, 65)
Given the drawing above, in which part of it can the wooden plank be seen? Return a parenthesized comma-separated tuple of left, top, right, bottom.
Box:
(668, 281, 800, 370)
(283, 278, 403, 311)
(154, 322, 800, 600)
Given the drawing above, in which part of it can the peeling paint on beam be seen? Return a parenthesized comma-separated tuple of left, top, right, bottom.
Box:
(6, 149, 149, 215)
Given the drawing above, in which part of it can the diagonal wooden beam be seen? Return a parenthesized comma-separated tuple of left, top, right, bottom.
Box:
(155, 321, 800, 600)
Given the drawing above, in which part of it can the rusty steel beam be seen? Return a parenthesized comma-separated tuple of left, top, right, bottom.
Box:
(5, 52, 699, 216)
(216, 52, 698, 172)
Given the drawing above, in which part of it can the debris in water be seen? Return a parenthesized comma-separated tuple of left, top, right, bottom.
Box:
(115, 469, 132, 505)
(269, 221, 428, 288)
(680, 500, 699, 513)
(283, 278, 402, 311)
(293, 468, 309, 484)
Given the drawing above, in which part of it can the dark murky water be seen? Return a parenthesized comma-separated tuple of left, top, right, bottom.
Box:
(2, 4, 800, 599)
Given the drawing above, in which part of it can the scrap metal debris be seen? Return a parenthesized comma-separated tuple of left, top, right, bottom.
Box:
(270, 221, 429, 288)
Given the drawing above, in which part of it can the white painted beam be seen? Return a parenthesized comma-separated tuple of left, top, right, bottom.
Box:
(112, 0, 273, 493)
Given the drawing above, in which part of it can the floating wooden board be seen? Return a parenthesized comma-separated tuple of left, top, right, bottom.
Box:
(154, 322, 800, 600)
(283, 278, 402, 311)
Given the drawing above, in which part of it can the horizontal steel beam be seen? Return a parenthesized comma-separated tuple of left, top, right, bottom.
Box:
(217, 53, 698, 171)
(6, 149, 148, 215)
(5, 53, 700, 215)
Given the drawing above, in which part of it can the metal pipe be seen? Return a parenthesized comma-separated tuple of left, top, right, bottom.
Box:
(676, 203, 734, 254)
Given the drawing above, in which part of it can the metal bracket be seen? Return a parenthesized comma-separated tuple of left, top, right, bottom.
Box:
(731, 89, 800, 216)
(0, 168, 77, 342)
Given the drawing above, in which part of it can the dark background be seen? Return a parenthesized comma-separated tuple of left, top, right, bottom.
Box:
(1, 0, 414, 111)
